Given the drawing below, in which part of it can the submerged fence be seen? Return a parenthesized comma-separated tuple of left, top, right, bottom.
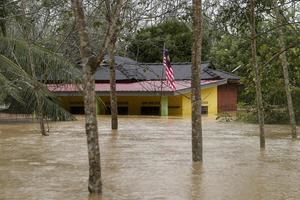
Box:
(0, 113, 36, 123)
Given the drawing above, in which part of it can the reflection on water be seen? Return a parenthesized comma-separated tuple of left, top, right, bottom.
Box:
(0, 116, 299, 200)
(88, 194, 102, 200)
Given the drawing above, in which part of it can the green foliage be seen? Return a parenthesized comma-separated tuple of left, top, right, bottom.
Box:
(0, 91, 7, 104)
(0, 37, 80, 120)
(210, 34, 250, 73)
(0, 37, 81, 83)
(237, 109, 300, 125)
(237, 89, 300, 125)
(210, 2, 300, 125)
(210, 20, 300, 100)
(128, 20, 192, 62)
(236, 111, 258, 124)
(128, 19, 215, 63)
(293, 89, 300, 121)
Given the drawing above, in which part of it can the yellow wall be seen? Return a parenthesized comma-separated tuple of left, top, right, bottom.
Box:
(98, 96, 161, 115)
(94, 96, 182, 115)
(59, 86, 218, 116)
(203, 86, 218, 114)
(168, 95, 182, 116)
(182, 93, 192, 116)
(59, 96, 84, 110)
(181, 86, 218, 116)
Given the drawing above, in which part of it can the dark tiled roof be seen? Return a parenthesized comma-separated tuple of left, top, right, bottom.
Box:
(95, 56, 239, 81)
(210, 68, 240, 80)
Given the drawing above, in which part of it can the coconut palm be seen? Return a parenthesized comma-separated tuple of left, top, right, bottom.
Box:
(0, 37, 81, 135)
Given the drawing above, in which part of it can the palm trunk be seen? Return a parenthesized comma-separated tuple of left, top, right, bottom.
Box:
(21, 0, 47, 136)
(36, 94, 47, 136)
(273, 0, 297, 139)
(0, 0, 7, 37)
(28, 43, 47, 136)
(191, 0, 203, 162)
(71, 0, 102, 193)
(109, 36, 118, 130)
(250, 0, 265, 148)
(30, 49, 47, 136)
(30, 48, 47, 136)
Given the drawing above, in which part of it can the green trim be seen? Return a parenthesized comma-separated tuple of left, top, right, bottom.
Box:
(96, 100, 100, 115)
(160, 96, 168, 116)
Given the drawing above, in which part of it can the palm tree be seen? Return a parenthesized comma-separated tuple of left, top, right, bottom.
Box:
(0, 37, 81, 134)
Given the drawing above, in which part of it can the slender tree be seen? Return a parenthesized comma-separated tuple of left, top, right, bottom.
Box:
(109, 33, 118, 129)
(71, 0, 124, 193)
(250, 0, 265, 148)
(71, 0, 102, 192)
(21, 0, 48, 135)
(28, 46, 48, 136)
(191, 0, 203, 162)
(106, 1, 119, 130)
(273, 0, 297, 139)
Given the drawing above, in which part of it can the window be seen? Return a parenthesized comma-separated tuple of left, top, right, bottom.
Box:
(118, 107, 128, 115)
(201, 106, 208, 115)
(70, 106, 84, 114)
(140, 106, 160, 115)
(105, 106, 129, 115)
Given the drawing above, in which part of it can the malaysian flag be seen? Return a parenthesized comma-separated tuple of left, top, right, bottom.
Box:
(163, 49, 176, 91)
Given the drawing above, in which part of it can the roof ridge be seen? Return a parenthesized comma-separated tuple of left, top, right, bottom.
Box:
(138, 61, 210, 65)
(204, 67, 220, 78)
(139, 62, 191, 65)
(214, 68, 240, 78)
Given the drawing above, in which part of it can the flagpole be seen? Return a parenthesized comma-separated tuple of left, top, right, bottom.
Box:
(161, 43, 165, 93)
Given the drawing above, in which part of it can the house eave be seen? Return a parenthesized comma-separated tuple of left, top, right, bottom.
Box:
(174, 79, 228, 95)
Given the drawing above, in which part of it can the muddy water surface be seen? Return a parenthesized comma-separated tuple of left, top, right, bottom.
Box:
(0, 116, 299, 200)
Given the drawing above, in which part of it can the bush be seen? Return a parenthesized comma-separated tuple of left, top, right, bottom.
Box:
(237, 109, 300, 125)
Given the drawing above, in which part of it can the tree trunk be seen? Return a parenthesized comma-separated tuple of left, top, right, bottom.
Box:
(250, 0, 265, 148)
(29, 49, 47, 136)
(191, 0, 203, 162)
(71, 0, 102, 193)
(273, 0, 297, 139)
(0, 0, 7, 37)
(84, 67, 102, 193)
(109, 35, 118, 130)
(36, 94, 47, 136)
(71, 0, 124, 192)
(21, 0, 47, 136)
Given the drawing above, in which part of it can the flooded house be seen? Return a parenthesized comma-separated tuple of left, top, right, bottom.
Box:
(48, 56, 240, 116)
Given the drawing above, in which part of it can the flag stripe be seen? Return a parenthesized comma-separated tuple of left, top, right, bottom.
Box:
(163, 49, 176, 91)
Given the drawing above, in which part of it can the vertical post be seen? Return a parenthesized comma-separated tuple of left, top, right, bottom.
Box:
(191, 0, 203, 162)
(273, 0, 297, 139)
(160, 43, 166, 93)
(96, 98, 100, 115)
(160, 96, 168, 116)
(109, 34, 118, 130)
(250, 0, 265, 148)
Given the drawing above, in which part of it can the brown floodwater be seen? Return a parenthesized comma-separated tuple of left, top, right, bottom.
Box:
(0, 116, 299, 200)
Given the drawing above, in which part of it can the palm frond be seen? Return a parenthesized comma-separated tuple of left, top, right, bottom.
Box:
(0, 37, 82, 83)
(0, 42, 78, 121)
(3, 80, 75, 120)
(0, 54, 32, 104)
(42, 96, 75, 121)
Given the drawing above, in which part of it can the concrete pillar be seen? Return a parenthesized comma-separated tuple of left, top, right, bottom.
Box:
(160, 96, 168, 116)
